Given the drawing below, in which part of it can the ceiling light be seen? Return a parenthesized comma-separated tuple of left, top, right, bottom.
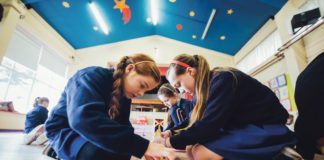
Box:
(89, 2, 109, 35)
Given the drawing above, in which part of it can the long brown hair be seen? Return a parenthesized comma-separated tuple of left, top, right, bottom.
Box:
(167, 54, 239, 131)
(167, 54, 210, 129)
(158, 83, 178, 124)
(108, 54, 161, 120)
(157, 83, 178, 97)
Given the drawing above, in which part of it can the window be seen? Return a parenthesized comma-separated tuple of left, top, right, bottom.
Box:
(236, 30, 282, 73)
(0, 27, 67, 113)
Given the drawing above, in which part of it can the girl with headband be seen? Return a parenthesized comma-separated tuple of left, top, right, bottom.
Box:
(157, 83, 192, 137)
(163, 54, 296, 160)
(44, 54, 175, 160)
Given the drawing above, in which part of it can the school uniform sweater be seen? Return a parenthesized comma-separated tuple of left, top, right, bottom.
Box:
(24, 105, 48, 133)
(170, 71, 294, 153)
(165, 98, 192, 131)
(295, 52, 324, 159)
(44, 67, 149, 160)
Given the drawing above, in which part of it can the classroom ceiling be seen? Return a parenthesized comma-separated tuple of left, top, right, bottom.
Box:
(22, 0, 287, 55)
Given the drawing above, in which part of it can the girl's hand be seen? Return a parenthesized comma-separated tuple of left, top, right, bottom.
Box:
(166, 138, 173, 148)
(152, 136, 166, 146)
(161, 130, 172, 138)
(144, 142, 176, 160)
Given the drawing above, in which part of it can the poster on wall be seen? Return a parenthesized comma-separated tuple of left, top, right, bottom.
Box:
(154, 119, 164, 133)
(277, 74, 287, 87)
(279, 86, 289, 100)
(264, 74, 297, 112)
(273, 89, 280, 100)
(263, 81, 270, 88)
(270, 78, 279, 89)
(281, 99, 292, 111)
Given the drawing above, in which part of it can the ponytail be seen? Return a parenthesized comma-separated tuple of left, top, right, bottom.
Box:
(33, 97, 40, 107)
(33, 97, 49, 107)
(167, 54, 210, 130)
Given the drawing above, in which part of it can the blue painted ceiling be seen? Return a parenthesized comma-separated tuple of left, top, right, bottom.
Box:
(22, 0, 287, 55)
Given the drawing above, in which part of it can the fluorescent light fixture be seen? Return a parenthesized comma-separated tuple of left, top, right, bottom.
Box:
(201, 9, 216, 40)
(89, 2, 109, 35)
(151, 0, 158, 26)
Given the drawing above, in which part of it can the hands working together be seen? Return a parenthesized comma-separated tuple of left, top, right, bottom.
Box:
(144, 130, 176, 160)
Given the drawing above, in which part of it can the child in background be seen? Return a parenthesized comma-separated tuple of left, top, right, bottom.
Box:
(24, 97, 49, 145)
(164, 54, 297, 160)
(157, 83, 192, 138)
(45, 54, 175, 160)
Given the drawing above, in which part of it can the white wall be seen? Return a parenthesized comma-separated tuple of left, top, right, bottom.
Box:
(71, 35, 234, 77)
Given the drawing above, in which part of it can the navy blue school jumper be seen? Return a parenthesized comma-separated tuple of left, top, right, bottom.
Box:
(294, 52, 324, 159)
(24, 105, 48, 133)
(44, 67, 149, 160)
(165, 98, 192, 131)
(169, 70, 296, 160)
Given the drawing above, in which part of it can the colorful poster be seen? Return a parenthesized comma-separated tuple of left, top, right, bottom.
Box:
(154, 119, 164, 133)
(277, 74, 287, 87)
(270, 78, 279, 89)
(263, 81, 270, 88)
(279, 86, 289, 100)
(281, 99, 292, 112)
(274, 89, 280, 100)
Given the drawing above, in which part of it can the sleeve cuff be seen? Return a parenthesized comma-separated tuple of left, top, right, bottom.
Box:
(170, 134, 189, 150)
(129, 134, 150, 158)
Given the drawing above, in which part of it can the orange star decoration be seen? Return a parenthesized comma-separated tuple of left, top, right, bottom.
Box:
(220, 36, 226, 40)
(113, 0, 129, 12)
(113, 0, 131, 24)
(192, 35, 196, 39)
(227, 9, 233, 15)
(62, 1, 70, 8)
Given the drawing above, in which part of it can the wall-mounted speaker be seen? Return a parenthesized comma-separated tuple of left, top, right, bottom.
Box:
(291, 8, 321, 34)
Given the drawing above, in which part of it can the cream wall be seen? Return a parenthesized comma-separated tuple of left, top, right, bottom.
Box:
(71, 35, 234, 77)
(0, 0, 76, 73)
(235, 0, 324, 86)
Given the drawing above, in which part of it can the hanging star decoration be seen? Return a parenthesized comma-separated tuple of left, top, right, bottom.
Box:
(113, 0, 131, 24)
(227, 9, 233, 15)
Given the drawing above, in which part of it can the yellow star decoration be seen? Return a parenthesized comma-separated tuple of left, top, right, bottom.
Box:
(192, 35, 196, 39)
(189, 11, 195, 17)
(93, 26, 98, 31)
(62, 1, 70, 8)
(220, 36, 226, 40)
(227, 9, 233, 15)
(146, 17, 152, 23)
(113, 0, 129, 13)
(169, 0, 176, 2)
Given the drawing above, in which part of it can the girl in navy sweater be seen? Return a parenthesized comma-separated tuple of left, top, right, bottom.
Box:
(164, 54, 296, 160)
(24, 97, 49, 145)
(157, 83, 192, 136)
(44, 54, 175, 160)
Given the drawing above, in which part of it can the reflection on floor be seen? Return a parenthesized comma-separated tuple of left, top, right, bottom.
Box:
(0, 132, 52, 160)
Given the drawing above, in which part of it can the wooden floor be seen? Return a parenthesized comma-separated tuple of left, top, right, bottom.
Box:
(0, 132, 52, 160)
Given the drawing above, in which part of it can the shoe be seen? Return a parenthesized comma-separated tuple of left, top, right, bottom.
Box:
(273, 147, 304, 160)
